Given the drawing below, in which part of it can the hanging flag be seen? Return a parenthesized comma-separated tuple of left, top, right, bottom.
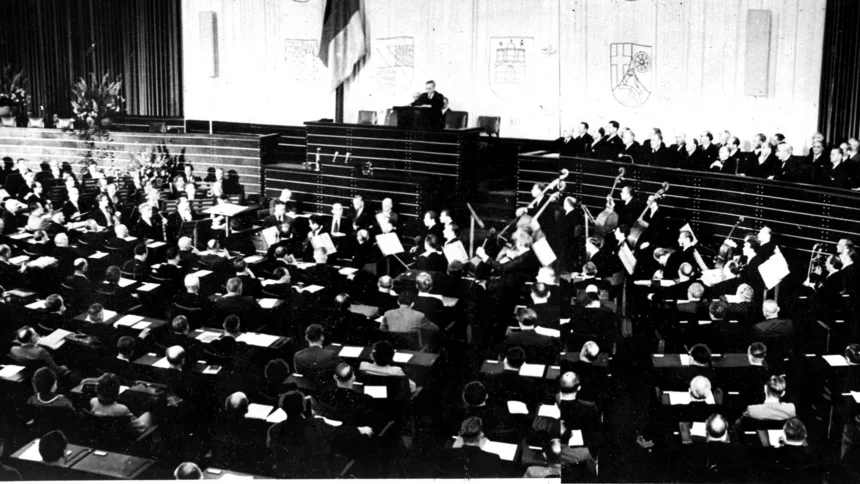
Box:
(319, 0, 366, 90)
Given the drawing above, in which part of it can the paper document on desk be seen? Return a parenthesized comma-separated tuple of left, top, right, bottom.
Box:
(236, 333, 280, 347)
(89, 251, 108, 259)
(7, 233, 30, 240)
(25, 300, 46, 310)
(851, 391, 860, 403)
(767, 429, 785, 447)
(392, 352, 413, 363)
(115, 315, 145, 327)
(146, 241, 166, 248)
(18, 440, 46, 462)
(293, 284, 324, 294)
(132, 321, 151, 330)
(118, 278, 136, 288)
(339, 346, 364, 358)
(338, 267, 358, 276)
(138, 283, 159, 292)
(724, 294, 742, 303)
(38, 329, 72, 350)
(519, 363, 545, 378)
(691, 422, 707, 437)
(244, 255, 264, 264)
(364, 385, 387, 399)
(258, 298, 280, 309)
(482, 441, 517, 461)
(203, 365, 221, 375)
(538, 404, 561, 419)
(0, 365, 25, 378)
(9, 255, 30, 264)
(103, 310, 118, 320)
(196, 331, 221, 343)
(568, 430, 584, 446)
(679, 354, 692, 366)
(245, 403, 273, 420)
(190, 269, 212, 278)
(823, 355, 850, 366)
(535, 326, 560, 338)
(260, 279, 279, 286)
(152, 357, 171, 369)
(507, 401, 529, 415)
(666, 391, 715, 405)
(266, 408, 287, 423)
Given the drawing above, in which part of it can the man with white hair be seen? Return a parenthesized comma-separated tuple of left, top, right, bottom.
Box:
(177, 236, 200, 267)
(61, 186, 89, 221)
(754, 299, 794, 338)
(375, 197, 399, 233)
(1, 199, 24, 234)
(770, 143, 799, 182)
(50, 233, 82, 276)
(65, 258, 90, 290)
(330, 203, 345, 236)
(174, 274, 207, 310)
(680, 414, 749, 480)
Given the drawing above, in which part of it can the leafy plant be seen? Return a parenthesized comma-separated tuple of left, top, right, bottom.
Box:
(71, 72, 125, 129)
(0, 65, 30, 108)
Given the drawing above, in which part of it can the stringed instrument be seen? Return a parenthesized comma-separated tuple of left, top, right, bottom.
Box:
(594, 167, 626, 235)
(714, 216, 745, 268)
(626, 182, 669, 247)
(498, 169, 570, 242)
(528, 191, 563, 235)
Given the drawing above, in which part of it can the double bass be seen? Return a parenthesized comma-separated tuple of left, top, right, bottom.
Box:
(626, 182, 670, 247)
(594, 167, 626, 235)
(713, 216, 745, 268)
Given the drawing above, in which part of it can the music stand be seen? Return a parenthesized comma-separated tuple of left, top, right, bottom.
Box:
(376, 232, 410, 275)
(465, 202, 486, 257)
(179, 219, 212, 248)
(203, 203, 251, 236)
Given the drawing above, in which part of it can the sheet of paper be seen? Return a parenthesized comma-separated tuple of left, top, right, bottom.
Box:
(25, 300, 46, 310)
(115, 314, 145, 327)
(124, 236, 138, 242)
(260, 279, 279, 286)
(293, 284, 324, 294)
(146, 241, 166, 248)
(0, 365, 26, 378)
(131, 321, 151, 330)
(392, 352, 413, 363)
(245, 403, 273, 420)
(118, 277, 136, 288)
(236, 333, 280, 347)
(375, 233, 404, 256)
(191, 269, 212, 278)
(311, 233, 337, 255)
(150, 263, 163, 270)
(724, 294, 742, 303)
(196, 331, 221, 343)
(17, 440, 45, 462)
(618, 242, 637, 275)
(568, 430, 584, 447)
(519, 363, 546, 378)
(482, 441, 517, 462)
(258, 298, 280, 309)
(560, 318, 570, 325)
(266, 408, 287, 423)
(363, 385, 387, 399)
(535, 326, 560, 338)
(338, 267, 358, 276)
(531, 237, 557, 267)
(679, 354, 692, 366)
(318, 416, 343, 427)
(88, 252, 108, 259)
(103, 309, 118, 320)
(7, 233, 31, 240)
(9, 255, 30, 264)
(38, 329, 72, 350)
(152, 357, 171, 369)
(823, 355, 850, 366)
(698, 320, 712, 326)
(261, 226, 279, 247)
(507, 401, 529, 415)
(244, 255, 264, 264)
(203, 365, 221, 375)
(119, 385, 129, 394)
(138, 283, 159, 292)
(851, 391, 860, 404)
(537, 404, 561, 419)
(759, 248, 791, 290)
(691, 422, 707, 437)
(768, 429, 785, 447)
(666, 391, 691, 405)
(339, 346, 364, 358)
(442, 240, 469, 264)
(659, 279, 676, 287)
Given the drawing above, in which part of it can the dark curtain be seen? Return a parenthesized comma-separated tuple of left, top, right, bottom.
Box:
(0, 0, 183, 118)
(818, 0, 860, 146)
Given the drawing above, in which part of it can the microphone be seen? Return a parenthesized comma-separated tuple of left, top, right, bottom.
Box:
(618, 154, 635, 164)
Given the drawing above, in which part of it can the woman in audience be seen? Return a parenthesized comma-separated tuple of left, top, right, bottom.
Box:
(88, 372, 153, 433)
(358, 340, 417, 394)
(724, 283, 758, 324)
(97, 265, 122, 293)
(28, 367, 77, 413)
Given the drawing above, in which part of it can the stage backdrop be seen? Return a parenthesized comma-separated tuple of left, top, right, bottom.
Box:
(182, 0, 825, 147)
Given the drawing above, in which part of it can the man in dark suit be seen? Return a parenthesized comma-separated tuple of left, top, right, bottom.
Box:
(824, 147, 857, 189)
(304, 247, 343, 291)
(231, 258, 262, 299)
(439, 417, 504, 479)
(566, 287, 617, 352)
(562, 341, 610, 405)
(414, 273, 446, 324)
(39, 294, 68, 332)
(314, 362, 377, 427)
(61, 186, 90, 221)
(697, 131, 719, 168)
(49, 233, 82, 277)
(375, 198, 400, 234)
(591, 120, 624, 160)
(558, 372, 600, 434)
(499, 308, 558, 364)
(174, 274, 208, 311)
(432, 260, 469, 299)
(754, 299, 794, 338)
(9, 326, 68, 375)
(293, 324, 342, 387)
(410, 80, 445, 129)
(529, 282, 560, 329)
(64, 258, 91, 290)
(100, 336, 138, 383)
(679, 414, 748, 481)
(121, 244, 151, 280)
(644, 132, 672, 167)
(617, 129, 642, 164)
(264, 200, 290, 228)
(209, 314, 251, 362)
(301, 215, 330, 262)
(350, 193, 374, 234)
(760, 418, 827, 478)
(155, 246, 186, 291)
(770, 143, 802, 182)
(324, 293, 377, 345)
(212, 277, 261, 325)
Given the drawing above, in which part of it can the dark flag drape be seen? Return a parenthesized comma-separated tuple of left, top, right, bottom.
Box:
(818, 0, 860, 146)
(319, 0, 367, 91)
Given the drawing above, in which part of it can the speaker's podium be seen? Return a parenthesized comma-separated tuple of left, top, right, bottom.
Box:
(391, 106, 437, 131)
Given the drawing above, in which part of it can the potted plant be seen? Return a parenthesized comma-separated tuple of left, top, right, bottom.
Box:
(71, 72, 124, 130)
(0, 65, 30, 117)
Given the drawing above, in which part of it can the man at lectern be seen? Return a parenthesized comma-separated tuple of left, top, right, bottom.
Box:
(411, 80, 446, 128)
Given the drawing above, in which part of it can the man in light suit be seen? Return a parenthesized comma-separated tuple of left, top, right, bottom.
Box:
(742, 374, 797, 421)
(381, 291, 440, 350)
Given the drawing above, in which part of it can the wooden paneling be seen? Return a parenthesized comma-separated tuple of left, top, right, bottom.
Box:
(186, 120, 307, 165)
(518, 154, 860, 268)
(0, 128, 277, 196)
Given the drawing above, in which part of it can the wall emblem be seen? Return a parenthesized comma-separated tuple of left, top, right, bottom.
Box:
(376, 36, 414, 96)
(610, 42, 652, 108)
(284, 39, 323, 83)
(489, 37, 533, 100)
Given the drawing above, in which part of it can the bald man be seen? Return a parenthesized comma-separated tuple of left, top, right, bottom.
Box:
(157, 345, 194, 398)
(562, 341, 610, 405)
(174, 462, 203, 480)
(754, 299, 794, 338)
(558, 371, 600, 434)
(680, 414, 749, 481)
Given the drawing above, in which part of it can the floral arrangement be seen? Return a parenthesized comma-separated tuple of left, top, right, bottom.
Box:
(0, 65, 30, 108)
(71, 72, 124, 128)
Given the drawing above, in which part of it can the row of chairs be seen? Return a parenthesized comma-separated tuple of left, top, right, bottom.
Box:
(357, 110, 500, 137)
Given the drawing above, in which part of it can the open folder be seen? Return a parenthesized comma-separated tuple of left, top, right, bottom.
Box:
(442, 240, 469, 264)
